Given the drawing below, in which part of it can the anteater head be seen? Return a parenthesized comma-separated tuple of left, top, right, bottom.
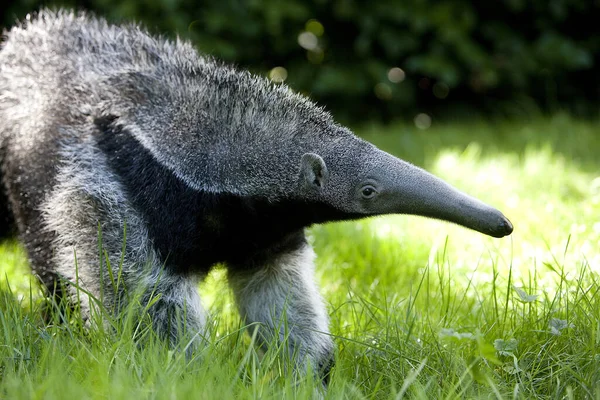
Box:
(297, 131, 512, 238)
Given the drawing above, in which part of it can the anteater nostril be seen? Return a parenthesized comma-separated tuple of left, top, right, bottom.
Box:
(501, 218, 514, 235)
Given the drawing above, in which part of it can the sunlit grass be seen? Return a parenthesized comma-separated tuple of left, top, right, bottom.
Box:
(2, 113, 600, 398)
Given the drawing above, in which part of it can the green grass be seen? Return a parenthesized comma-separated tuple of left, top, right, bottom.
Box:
(2, 113, 600, 398)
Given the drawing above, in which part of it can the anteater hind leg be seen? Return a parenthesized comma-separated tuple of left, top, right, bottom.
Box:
(40, 160, 207, 349)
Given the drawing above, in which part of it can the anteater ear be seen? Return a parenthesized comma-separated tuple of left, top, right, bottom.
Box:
(300, 153, 329, 190)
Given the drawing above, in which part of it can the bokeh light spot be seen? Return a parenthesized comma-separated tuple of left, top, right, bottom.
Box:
(414, 113, 432, 129)
(305, 19, 324, 37)
(298, 31, 318, 51)
(387, 67, 405, 83)
(374, 83, 393, 100)
(307, 49, 324, 64)
(418, 77, 431, 90)
(433, 82, 450, 99)
(268, 66, 288, 83)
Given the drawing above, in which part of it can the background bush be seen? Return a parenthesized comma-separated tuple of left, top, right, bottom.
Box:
(1, 0, 598, 122)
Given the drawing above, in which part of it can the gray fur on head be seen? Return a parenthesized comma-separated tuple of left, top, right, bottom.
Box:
(0, 9, 512, 386)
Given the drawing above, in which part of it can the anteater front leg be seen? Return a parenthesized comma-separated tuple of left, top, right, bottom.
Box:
(227, 243, 334, 384)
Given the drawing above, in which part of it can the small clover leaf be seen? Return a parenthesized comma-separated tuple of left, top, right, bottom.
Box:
(494, 338, 518, 357)
(513, 286, 539, 303)
(549, 318, 574, 335)
(440, 328, 476, 341)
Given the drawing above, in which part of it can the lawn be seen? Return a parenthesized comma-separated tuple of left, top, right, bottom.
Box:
(1, 113, 599, 399)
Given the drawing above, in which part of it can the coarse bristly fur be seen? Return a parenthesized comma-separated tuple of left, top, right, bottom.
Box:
(0, 9, 513, 385)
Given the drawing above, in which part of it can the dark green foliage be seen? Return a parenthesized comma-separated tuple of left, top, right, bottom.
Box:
(1, 0, 597, 121)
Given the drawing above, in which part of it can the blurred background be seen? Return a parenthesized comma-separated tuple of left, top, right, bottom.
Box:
(0, 0, 598, 125)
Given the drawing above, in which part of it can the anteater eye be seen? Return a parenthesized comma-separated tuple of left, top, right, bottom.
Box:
(361, 186, 377, 198)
